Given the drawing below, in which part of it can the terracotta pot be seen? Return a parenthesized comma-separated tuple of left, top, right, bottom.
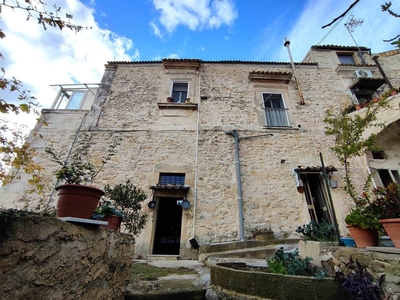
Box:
(379, 218, 400, 248)
(56, 184, 104, 219)
(167, 97, 173, 103)
(390, 90, 398, 96)
(346, 225, 378, 247)
(355, 104, 361, 110)
(373, 97, 379, 103)
(101, 215, 123, 231)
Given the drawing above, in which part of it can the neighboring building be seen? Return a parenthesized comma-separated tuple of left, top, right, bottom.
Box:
(1, 45, 399, 259)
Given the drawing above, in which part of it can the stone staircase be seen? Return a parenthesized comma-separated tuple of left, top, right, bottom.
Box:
(199, 238, 301, 262)
(126, 238, 301, 300)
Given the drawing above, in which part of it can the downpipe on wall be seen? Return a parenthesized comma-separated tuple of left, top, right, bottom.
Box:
(225, 130, 273, 241)
(225, 130, 245, 241)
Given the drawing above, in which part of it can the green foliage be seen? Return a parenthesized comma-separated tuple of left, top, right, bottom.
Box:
(369, 183, 400, 219)
(324, 101, 386, 203)
(266, 247, 325, 279)
(345, 207, 381, 230)
(296, 220, 337, 242)
(0, 2, 91, 33)
(92, 201, 123, 219)
(267, 259, 287, 274)
(103, 180, 147, 235)
(130, 263, 196, 281)
(45, 141, 119, 185)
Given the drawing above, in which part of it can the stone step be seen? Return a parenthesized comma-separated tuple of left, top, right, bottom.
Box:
(199, 238, 300, 256)
(147, 255, 179, 261)
(200, 243, 299, 262)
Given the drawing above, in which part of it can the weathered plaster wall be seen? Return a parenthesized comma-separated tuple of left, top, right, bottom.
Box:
(0, 216, 135, 300)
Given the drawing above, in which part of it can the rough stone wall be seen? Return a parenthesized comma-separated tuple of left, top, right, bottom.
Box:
(1, 48, 399, 259)
(0, 216, 135, 300)
(322, 247, 400, 297)
(376, 50, 400, 90)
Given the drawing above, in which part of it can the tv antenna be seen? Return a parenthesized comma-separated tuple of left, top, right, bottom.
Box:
(345, 15, 363, 32)
(344, 15, 366, 65)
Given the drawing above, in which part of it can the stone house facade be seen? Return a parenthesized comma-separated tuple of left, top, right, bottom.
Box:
(1, 45, 399, 259)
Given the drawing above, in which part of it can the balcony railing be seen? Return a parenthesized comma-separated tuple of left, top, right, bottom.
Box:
(264, 108, 289, 127)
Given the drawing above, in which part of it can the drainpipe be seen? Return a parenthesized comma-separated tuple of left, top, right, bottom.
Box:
(45, 112, 88, 210)
(284, 38, 305, 105)
(225, 131, 274, 241)
(192, 70, 201, 239)
(372, 55, 393, 90)
(225, 130, 245, 241)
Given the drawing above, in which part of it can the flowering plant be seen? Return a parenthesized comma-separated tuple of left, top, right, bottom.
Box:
(369, 183, 400, 219)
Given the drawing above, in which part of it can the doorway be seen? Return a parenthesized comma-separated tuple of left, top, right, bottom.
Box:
(300, 173, 334, 225)
(152, 197, 183, 255)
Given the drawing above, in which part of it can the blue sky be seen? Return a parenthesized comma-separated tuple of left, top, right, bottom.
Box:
(0, 0, 399, 113)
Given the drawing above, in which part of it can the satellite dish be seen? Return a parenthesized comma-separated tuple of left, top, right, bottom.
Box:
(148, 201, 156, 209)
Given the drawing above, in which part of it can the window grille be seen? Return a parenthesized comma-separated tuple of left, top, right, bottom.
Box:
(159, 173, 185, 185)
(263, 93, 289, 127)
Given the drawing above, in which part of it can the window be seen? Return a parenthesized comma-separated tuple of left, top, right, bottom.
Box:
(171, 83, 188, 103)
(54, 89, 87, 109)
(338, 54, 355, 64)
(262, 93, 289, 127)
(159, 173, 185, 185)
(378, 170, 400, 187)
(371, 151, 385, 159)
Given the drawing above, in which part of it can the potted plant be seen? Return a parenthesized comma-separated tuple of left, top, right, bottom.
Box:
(102, 180, 147, 235)
(324, 101, 387, 245)
(369, 183, 400, 248)
(167, 96, 173, 102)
(92, 201, 123, 231)
(45, 141, 118, 219)
(344, 207, 380, 247)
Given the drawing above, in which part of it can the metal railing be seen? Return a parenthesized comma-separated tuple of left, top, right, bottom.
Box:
(264, 108, 289, 127)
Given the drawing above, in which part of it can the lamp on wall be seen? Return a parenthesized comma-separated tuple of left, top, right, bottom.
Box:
(148, 193, 157, 209)
(148, 201, 156, 209)
(177, 199, 191, 210)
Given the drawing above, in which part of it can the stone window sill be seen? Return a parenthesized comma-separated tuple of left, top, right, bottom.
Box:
(157, 103, 198, 110)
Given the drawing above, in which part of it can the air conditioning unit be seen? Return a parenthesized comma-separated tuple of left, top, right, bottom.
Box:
(353, 69, 373, 80)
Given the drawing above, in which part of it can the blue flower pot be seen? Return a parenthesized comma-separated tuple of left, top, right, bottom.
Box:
(340, 237, 356, 247)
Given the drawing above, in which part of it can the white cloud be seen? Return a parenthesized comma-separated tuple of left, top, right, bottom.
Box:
(152, 0, 237, 32)
(0, 0, 138, 112)
(149, 21, 163, 38)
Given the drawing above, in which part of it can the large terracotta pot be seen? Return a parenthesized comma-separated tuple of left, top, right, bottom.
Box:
(347, 225, 378, 247)
(379, 218, 400, 248)
(101, 215, 123, 231)
(56, 184, 104, 219)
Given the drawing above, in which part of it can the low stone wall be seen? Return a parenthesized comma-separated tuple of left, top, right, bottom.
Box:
(210, 263, 347, 300)
(321, 246, 400, 297)
(0, 216, 135, 300)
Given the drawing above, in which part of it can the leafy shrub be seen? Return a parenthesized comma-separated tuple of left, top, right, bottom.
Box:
(344, 207, 381, 230)
(335, 258, 387, 300)
(266, 247, 324, 278)
(296, 220, 337, 242)
(369, 183, 400, 219)
(103, 180, 147, 235)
